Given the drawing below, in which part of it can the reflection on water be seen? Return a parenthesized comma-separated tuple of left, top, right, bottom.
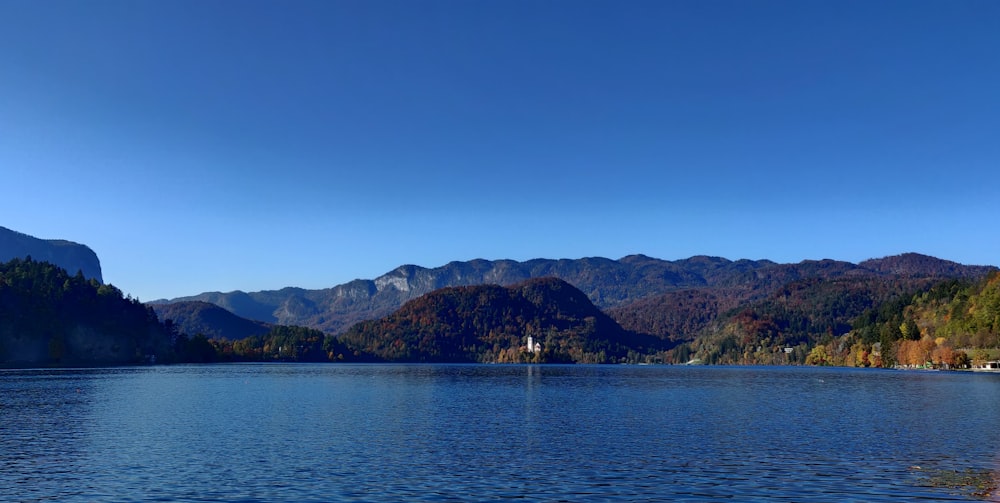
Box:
(2, 364, 999, 502)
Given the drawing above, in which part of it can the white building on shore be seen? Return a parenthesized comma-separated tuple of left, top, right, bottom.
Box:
(526, 336, 542, 354)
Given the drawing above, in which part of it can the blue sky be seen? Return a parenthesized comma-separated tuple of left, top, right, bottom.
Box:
(2, 0, 998, 301)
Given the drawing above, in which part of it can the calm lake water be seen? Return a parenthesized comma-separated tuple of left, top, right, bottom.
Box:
(2, 364, 999, 502)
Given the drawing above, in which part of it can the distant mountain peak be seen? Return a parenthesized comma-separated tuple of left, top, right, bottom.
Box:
(859, 253, 992, 277)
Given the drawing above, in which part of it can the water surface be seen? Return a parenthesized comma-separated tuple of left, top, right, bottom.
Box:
(2, 364, 998, 502)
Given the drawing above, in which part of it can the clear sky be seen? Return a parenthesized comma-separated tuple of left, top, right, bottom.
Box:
(1, 0, 998, 301)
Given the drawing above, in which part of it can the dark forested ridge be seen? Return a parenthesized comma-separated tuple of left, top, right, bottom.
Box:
(338, 277, 666, 363)
(0, 226, 103, 283)
(0, 257, 374, 365)
(0, 258, 169, 365)
(152, 301, 272, 341)
(858, 253, 993, 277)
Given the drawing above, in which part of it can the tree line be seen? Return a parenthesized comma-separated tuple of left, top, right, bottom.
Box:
(4, 257, 998, 368)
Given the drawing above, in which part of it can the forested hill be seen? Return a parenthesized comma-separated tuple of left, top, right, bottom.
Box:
(0, 257, 370, 366)
(834, 271, 1000, 368)
(662, 274, 947, 365)
(337, 277, 665, 363)
(152, 301, 272, 341)
(606, 255, 994, 343)
(0, 225, 103, 283)
(0, 257, 169, 366)
(157, 253, 994, 336)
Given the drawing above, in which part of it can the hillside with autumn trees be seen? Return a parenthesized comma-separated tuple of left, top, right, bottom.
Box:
(665, 275, 945, 365)
(658, 268, 1000, 368)
(807, 271, 1000, 369)
(338, 277, 666, 363)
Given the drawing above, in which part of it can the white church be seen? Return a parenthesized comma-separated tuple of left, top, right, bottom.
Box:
(526, 336, 542, 354)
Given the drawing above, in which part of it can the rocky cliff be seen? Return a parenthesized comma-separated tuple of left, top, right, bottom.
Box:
(0, 226, 103, 282)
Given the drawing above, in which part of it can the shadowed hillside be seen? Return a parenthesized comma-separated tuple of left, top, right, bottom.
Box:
(0, 258, 169, 366)
(153, 301, 272, 341)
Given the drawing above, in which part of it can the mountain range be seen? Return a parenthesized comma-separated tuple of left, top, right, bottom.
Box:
(6, 224, 997, 366)
(154, 253, 995, 338)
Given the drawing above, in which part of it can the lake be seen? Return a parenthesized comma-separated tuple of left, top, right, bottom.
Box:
(2, 364, 999, 502)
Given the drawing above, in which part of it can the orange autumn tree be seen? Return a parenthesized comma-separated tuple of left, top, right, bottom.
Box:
(895, 336, 968, 368)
